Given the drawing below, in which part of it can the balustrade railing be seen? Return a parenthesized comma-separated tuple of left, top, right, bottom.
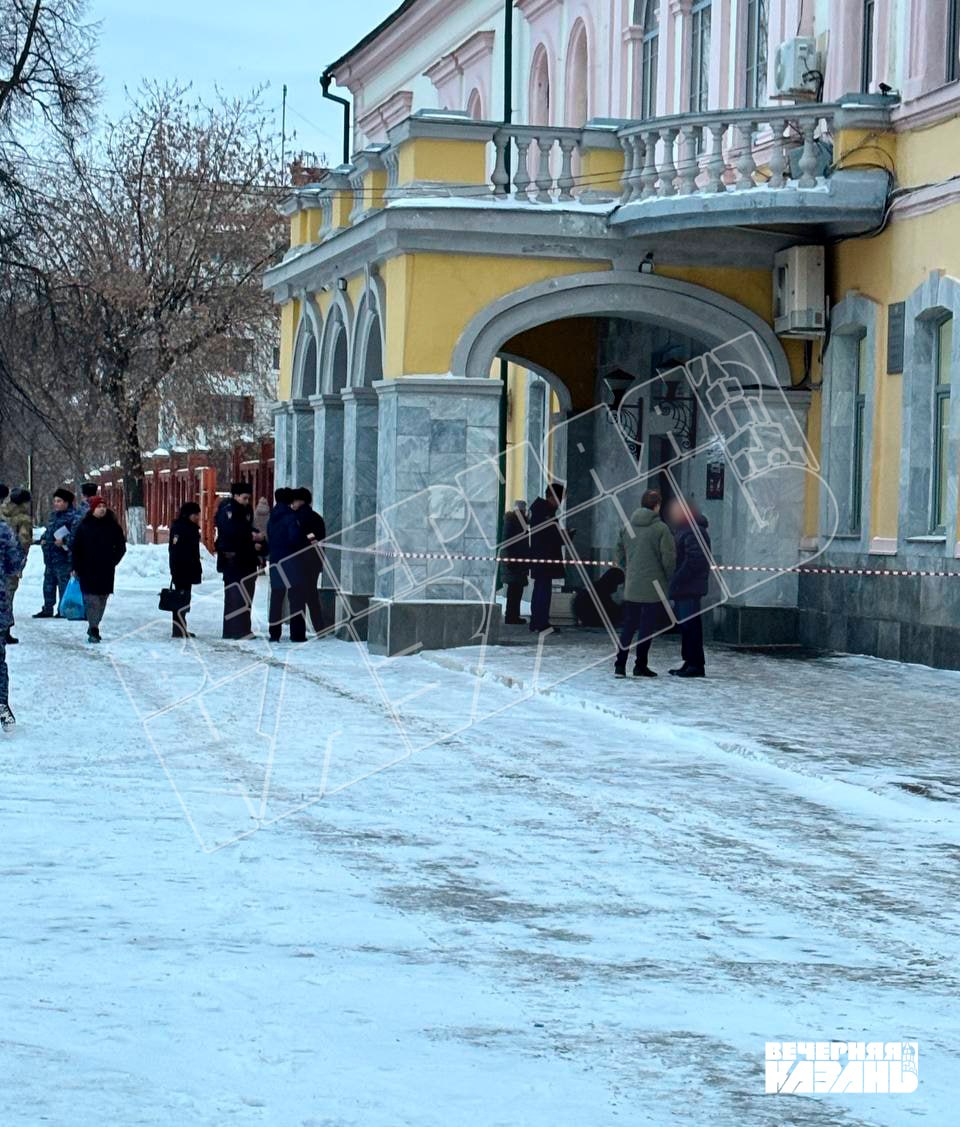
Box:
(617, 105, 835, 204)
(491, 125, 585, 202)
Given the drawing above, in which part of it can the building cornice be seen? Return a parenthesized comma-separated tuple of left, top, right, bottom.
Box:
(893, 80, 960, 131)
(358, 90, 415, 139)
(515, 0, 562, 23)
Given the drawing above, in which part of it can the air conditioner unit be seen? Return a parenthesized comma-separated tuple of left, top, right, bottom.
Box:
(773, 37, 820, 98)
(774, 246, 826, 338)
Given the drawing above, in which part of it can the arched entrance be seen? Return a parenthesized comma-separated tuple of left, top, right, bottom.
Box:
(452, 271, 814, 617)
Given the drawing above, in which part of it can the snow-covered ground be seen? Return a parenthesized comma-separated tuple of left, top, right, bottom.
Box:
(1, 546, 957, 1125)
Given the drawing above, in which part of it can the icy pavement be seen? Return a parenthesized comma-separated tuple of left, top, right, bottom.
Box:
(1, 549, 957, 1126)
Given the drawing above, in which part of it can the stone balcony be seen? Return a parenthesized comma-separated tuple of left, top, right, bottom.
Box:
(267, 98, 892, 295)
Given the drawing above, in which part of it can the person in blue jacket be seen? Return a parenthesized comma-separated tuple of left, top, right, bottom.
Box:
(267, 488, 309, 643)
(667, 499, 712, 679)
(34, 488, 81, 618)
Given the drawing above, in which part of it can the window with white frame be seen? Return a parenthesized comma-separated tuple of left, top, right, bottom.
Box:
(690, 0, 712, 113)
(861, 0, 875, 93)
(745, 0, 768, 108)
(637, 0, 659, 119)
(949, 0, 960, 83)
(933, 316, 953, 532)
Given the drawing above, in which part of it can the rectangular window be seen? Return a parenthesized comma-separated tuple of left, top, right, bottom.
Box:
(933, 317, 953, 531)
(861, 0, 875, 94)
(851, 334, 868, 533)
(950, 0, 960, 83)
(745, 0, 768, 108)
(642, 32, 659, 119)
(690, 0, 712, 113)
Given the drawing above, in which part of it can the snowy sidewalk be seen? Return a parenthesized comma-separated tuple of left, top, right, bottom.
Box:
(1, 548, 957, 1126)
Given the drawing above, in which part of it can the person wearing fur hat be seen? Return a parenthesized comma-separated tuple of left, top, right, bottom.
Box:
(168, 501, 203, 639)
(0, 487, 33, 644)
(35, 488, 80, 618)
(215, 482, 264, 640)
(70, 497, 127, 643)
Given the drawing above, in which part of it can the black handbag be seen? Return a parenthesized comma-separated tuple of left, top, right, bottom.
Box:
(159, 586, 191, 613)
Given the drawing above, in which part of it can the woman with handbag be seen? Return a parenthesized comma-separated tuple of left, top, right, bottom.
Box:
(70, 497, 127, 644)
(167, 502, 203, 639)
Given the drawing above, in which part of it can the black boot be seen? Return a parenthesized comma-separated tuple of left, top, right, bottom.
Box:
(33, 608, 54, 619)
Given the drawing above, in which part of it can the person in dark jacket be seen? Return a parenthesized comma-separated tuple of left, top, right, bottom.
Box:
(267, 488, 309, 642)
(35, 488, 80, 617)
(216, 482, 264, 640)
(70, 497, 127, 643)
(527, 484, 567, 634)
(0, 520, 26, 730)
(168, 501, 203, 639)
(294, 487, 327, 634)
(667, 499, 712, 678)
(499, 500, 529, 626)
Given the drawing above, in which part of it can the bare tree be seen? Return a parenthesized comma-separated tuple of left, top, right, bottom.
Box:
(0, 0, 98, 259)
(33, 83, 285, 540)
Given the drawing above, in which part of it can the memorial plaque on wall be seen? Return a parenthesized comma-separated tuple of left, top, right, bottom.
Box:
(887, 302, 905, 374)
(706, 461, 725, 501)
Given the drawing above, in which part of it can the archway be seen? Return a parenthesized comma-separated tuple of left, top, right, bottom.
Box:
(452, 271, 809, 613)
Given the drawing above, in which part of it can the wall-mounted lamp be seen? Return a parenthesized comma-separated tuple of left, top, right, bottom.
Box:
(337, 277, 348, 292)
(639, 252, 655, 275)
(603, 368, 643, 460)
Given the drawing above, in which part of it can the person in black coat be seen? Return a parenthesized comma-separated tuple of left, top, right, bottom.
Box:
(667, 500, 712, 678)
(215, 482, 264, 640)
(499, 500, 529, 625)
(293, 488, 326, 634)
(168, 501, 203, 639)
(527, 483, 567, 633)
(267, 488, 309, 643)
(70, 497, 127, 644)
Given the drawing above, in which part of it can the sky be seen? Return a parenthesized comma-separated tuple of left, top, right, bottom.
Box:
(89, 0, 401, 164)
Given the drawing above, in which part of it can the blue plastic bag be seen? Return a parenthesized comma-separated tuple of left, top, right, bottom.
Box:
(59, 576, 86, 621)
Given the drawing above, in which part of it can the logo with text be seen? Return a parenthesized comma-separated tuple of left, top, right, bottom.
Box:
(765, 1041, 919, 1094)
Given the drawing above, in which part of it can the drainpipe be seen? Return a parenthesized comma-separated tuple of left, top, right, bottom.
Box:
(498, 0, 515, 538)
(320, 69, 351, 166)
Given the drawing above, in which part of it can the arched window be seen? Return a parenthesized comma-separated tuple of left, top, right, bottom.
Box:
(566, 22, 589, 126)
(295, 330, 319, 398)
(530, 45, 551, 125)
(635, 0, 659, 120)
(467, 88, 483, 120)
(689, 0, 712, 113)
(745, 0, 768, 108)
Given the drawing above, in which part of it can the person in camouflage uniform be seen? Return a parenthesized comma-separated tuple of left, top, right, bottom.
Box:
(0, 520, 26, 730)
(0, 487, 33, 644)
(35, 488, 80, 618)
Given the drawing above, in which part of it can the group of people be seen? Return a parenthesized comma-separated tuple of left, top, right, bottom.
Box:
(0, 481, 128, 731)
(500, 484, 712, 680)
(212, 481, 326, 642)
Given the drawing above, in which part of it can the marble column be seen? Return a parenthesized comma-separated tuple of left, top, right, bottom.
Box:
(272, 403, 294, 489)
(289, 399, 315, 492)
(368, 376, 504, 655)
(339, 387, 380, 597)
(309, 393, 344, 581)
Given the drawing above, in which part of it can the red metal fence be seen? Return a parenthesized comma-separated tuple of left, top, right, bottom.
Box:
(86, 437, 274, 552)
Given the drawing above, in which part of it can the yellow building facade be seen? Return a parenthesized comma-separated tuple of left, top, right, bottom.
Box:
(266, 1, 960, 664)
